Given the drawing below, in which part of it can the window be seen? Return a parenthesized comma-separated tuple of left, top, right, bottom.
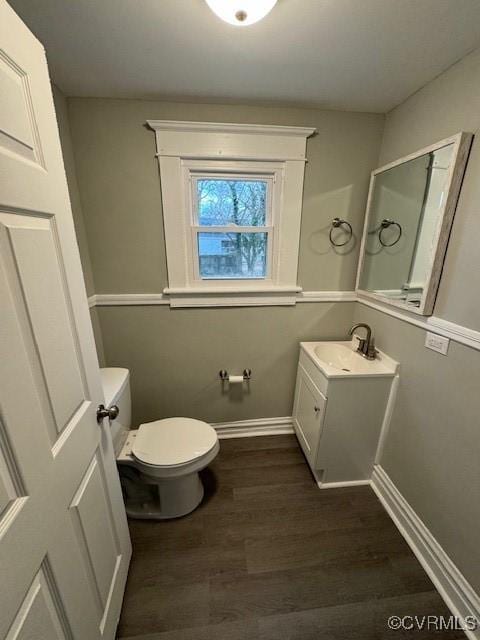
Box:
(148, 120, 315, 306)
(193, 176, 271, 280)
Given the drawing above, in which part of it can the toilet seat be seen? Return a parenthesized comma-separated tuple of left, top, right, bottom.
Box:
(132, 417, 218, 468)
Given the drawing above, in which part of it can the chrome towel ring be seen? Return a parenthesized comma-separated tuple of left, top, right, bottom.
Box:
(379, 218, 402, 247)
(329, 217, 353, 247)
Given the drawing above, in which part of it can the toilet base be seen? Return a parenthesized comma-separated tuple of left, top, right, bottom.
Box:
(119, 466, 205, 520)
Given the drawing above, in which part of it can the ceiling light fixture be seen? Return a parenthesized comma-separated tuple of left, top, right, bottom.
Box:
(205, 0, 278, 26)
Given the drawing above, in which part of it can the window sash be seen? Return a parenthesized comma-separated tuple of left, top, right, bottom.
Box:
(189, 172, 276, 282)
(191, 173, 274, 228)
(191, 225, 272, 234)
(191, 228, 274, 281)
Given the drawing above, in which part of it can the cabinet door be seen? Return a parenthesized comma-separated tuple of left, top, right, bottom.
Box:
(293, 365, 327, 467)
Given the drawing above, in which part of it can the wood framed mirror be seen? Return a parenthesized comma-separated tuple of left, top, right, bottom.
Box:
(356, 132, 473, 316)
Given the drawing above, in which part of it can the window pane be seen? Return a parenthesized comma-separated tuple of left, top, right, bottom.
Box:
(197, 179, 267, 226)
(198, 232, 267, 279)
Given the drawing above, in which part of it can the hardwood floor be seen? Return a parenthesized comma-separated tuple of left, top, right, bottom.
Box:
(117, 435, 464, 639)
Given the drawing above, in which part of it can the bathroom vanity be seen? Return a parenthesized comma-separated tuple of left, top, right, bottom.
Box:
(293, 341, 398, 486)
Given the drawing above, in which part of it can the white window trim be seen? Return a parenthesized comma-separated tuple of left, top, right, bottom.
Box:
(147, 120, 316, 307)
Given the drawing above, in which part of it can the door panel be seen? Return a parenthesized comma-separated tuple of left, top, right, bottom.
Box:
(0, 212, 87, 442)
(6, 563, 71, 640)
(0, 2, 131, 638)
(9, 224, 86, 431)
(0, 415, 26, 521)
(0, 462, 13, 514)
(70, 452, 121, 613)
(0, 49, 41, 164)
(0, 417, 26, 499)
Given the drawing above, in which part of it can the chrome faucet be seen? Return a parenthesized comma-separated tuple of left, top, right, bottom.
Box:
(349, 323, 377, 360)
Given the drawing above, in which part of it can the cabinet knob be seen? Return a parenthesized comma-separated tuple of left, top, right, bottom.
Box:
(314, 405, 321, 413)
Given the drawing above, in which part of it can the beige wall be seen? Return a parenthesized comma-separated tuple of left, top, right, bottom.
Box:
(67, 98, 384, 293)
(52, 86, 95, 296)
(379, 47, 480, 330)
(65, 98, 383, 422)
(52, 85, 105, 365)
(98, 303, 355, 426)
(355, 47, 480, 592)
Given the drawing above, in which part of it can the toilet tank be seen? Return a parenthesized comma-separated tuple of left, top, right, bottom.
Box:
(100, 368, 131, 455)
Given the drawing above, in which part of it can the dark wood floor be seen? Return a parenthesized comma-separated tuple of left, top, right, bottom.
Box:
(117, 435, 464, 639)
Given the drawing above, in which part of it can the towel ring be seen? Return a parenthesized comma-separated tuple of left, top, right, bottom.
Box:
(329, 217, 353, 247)
(379, 219, 402, 247)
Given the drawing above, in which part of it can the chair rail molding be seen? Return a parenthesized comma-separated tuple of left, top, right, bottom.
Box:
(357, 295, 480, 352)
(89, 293, 169, 307)
(87, 292, 480, 352)
(297, 291, 357, 302)
(88, 290, 357, 308)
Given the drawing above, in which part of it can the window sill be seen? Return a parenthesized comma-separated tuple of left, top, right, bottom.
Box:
(163, 286, 302, 308)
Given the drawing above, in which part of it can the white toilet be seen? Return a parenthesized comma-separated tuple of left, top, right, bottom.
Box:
(100, 367, 220, 520)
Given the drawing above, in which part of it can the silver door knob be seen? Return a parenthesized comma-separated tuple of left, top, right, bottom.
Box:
(96, 404, 120, 423)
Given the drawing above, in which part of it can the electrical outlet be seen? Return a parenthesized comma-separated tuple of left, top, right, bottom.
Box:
(425, 331, 450, 355)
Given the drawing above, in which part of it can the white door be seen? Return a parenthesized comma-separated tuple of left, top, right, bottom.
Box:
(0, 3, 131, 639)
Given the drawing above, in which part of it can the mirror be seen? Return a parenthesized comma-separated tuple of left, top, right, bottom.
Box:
(356, 132, 472, 315)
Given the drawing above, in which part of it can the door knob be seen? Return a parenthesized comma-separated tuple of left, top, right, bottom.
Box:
(96, 404, 120, 423)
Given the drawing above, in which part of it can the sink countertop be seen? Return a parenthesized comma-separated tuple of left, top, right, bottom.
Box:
(301, 340, 398, 379)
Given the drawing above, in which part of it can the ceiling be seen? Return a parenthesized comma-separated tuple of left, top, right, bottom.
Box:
(8, 0, 480, 113)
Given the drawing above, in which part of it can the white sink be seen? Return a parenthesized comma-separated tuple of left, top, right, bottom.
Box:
(301, 340, 398, 378)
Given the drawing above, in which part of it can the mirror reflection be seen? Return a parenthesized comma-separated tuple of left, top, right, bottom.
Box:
(359, 143, 455, 307)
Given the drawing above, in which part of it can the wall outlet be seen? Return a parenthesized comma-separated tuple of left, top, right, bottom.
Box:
(425, 331, 450, 355)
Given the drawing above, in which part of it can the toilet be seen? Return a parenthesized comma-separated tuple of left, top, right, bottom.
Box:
(100, 367, 220, 520)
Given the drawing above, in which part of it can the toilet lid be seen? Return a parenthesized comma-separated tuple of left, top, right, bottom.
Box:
(132, 417, 218, 466)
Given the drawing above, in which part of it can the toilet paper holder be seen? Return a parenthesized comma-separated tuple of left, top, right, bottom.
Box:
(219, 369, 252, 381)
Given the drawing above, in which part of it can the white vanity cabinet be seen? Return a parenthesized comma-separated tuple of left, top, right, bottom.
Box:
(293, 343, 397, 486)
(293, 366, 327, 466)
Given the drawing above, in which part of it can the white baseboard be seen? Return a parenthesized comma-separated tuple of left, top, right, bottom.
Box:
(371, 465, 480, 639)
(309, 466, 371, 489)
(212, 416, 294, 439)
